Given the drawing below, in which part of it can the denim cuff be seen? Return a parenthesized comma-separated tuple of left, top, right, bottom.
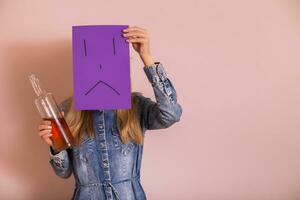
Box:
(143, 62, 167, 85)
(49, 146, 66, 160)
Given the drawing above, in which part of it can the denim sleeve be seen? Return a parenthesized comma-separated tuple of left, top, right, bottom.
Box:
(48, 99, 73, 179)
(137, 62, 183, 130)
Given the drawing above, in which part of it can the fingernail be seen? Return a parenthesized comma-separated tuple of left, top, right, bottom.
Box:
(48, 126, 52, 129)
(126, 39, 129, 42)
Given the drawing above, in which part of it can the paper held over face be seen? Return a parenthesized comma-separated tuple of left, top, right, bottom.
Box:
(72, 25, 131, 110)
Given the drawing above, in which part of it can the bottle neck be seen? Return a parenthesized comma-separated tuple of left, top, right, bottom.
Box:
(28, 74, 46, 97)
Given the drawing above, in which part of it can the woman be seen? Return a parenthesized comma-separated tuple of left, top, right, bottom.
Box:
(37, 26, 182, 200)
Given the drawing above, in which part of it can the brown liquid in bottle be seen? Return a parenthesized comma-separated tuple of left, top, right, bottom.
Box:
(43, 117, 76, 153)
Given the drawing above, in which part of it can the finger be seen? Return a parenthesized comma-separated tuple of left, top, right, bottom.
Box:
(38, 129, 52, 137)
(42, 132, 53, 139)
(126, 38, 148, 43)
(123, 26, 148, 34)
(61, 111, 64, 117)
(41, 120, 51, 125)
(123, 31, 148, 38)
(38, 124, 52, 131)
(128, 26, 148, 32)
(45, 138, 53, 146)
(125, 28, 148, 35)
(42, 133, 53, 144)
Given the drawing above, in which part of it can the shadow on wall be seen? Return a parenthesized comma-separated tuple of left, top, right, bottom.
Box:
(1, 40, 74, 199)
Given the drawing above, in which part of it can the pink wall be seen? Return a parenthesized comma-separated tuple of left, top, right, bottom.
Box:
(1, 0, 300, 199)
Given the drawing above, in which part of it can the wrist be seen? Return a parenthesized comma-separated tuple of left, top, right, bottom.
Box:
(50, 146, 59, 155)
(140, 53, 154, 67)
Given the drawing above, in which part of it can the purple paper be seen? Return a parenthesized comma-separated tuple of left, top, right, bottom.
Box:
(72, 25, 131, 110)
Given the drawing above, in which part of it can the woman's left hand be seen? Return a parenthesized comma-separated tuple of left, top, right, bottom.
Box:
(123, 26, 154, 66)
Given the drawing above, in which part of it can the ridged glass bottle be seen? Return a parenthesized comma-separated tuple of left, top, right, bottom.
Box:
(28, 74, 75, 153)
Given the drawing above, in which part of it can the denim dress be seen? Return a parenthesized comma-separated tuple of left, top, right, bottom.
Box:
(48, 62, 183, 200)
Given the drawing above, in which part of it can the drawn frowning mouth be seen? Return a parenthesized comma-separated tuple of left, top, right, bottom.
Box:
(85, 80, 120, 96)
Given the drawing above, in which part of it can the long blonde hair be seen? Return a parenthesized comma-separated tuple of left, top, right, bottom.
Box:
(64, 93, 144, 146)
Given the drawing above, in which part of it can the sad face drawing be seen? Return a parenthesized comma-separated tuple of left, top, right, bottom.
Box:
(72, 25, 131, 110)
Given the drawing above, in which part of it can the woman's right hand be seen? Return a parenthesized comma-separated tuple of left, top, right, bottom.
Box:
(37, 111, 64, 146)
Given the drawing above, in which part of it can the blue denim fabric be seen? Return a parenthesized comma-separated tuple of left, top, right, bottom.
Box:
(48, 62, 183, 200)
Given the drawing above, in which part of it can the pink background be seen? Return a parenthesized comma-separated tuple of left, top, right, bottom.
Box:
(1, 0, 300, 199)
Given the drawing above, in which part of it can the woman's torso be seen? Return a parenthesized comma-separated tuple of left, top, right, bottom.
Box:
(70, 109, 147, 200)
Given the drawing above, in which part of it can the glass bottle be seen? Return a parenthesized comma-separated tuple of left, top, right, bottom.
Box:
(28, 74, 75, 153)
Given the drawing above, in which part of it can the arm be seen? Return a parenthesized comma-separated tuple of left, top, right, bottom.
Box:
(137, 62, 183, 130)
(123, 26, 182, 130)
(49, 146, 73, 179)
(48, 97, 73, 179)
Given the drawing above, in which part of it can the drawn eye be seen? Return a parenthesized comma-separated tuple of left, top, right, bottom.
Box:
(112, 37, 116, 55)
(83, 39, 87, 56)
